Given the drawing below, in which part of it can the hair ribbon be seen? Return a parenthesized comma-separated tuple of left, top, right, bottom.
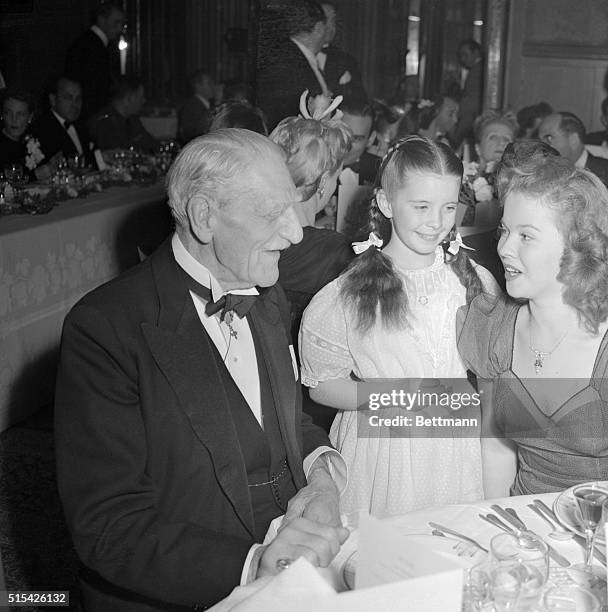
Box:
(352, 232, 383, 254)
(299, 90, 344, 122)
(447, 232, 475, 256)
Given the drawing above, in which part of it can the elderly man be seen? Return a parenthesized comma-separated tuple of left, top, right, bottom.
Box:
(30, 76, 96, 168)
(55, 129, 347, 611)
(65, 2, 125, 119)
(257, 0, 329, 129)
(539, 111, 608, 187)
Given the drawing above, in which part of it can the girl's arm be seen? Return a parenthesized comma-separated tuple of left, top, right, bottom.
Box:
(478, 379, 518, 498)
(309, 378, 359, 411)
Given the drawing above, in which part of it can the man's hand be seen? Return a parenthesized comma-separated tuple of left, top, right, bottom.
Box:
(256, 517, 349, 578)
(284, 458, 341, 527)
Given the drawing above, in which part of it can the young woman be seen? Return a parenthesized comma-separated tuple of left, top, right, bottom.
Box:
(458, 140, 608, 496)
(300, 135, 499, 516)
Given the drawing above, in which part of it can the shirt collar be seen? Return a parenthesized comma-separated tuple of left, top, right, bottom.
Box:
(575, 148, 588, 169)
(171, 233, 258, 302)
(51, 109, 69, 128)
(91, 25, 109, 47)
(291, 37, 318, 66)
(195, 95, 211, 109)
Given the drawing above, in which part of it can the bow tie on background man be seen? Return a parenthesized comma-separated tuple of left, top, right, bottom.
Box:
(185, 275, 258, 321)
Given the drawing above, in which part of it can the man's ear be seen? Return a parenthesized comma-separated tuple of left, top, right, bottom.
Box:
(186, 195, 215, 244)
(375, 189, 392, 218)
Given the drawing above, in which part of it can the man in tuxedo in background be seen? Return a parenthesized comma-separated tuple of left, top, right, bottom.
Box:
(539, 111, 608, 188)
(55, 129, 347, 611)
(178, 69, 216, 144)
(257, 0, 329, 130)
(65, 2, 125, 119)
(87, 76, 157, 153)
(451, 39, 484, 149)
(316, 2, 364, 96)
(30, 76, 96, 168)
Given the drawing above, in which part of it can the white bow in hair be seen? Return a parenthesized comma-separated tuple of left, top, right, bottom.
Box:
(299, 90, 344, 121)
(352, 232, 383, 255)
(447, 232, 475, 256)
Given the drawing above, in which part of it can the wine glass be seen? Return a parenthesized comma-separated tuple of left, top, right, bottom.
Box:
(489, 532, 549, 611)
(571, 484, 608, 581)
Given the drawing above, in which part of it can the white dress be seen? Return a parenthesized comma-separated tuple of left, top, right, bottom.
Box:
(300, 248, 494, 518)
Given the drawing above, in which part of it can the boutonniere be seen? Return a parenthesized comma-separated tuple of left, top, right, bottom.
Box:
(24, 135, 45, 170)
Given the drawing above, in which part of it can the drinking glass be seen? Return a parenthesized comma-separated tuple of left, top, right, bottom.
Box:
(571, 484, 608, 579)
(543, 584, 601, 611)
(67, 153, 81, 173)
(4, 162, 23, 185)
(489, 532, 549, 611)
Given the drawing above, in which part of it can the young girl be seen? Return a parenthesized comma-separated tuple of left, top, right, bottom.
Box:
(299, 135, 499, 517)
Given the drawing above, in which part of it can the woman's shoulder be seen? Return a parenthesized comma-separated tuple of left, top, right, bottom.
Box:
(456, 293, 519, 377)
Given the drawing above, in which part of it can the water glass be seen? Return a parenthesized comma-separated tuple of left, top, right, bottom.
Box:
(543, 584, 601, 611)
(489, 532, 549, 611)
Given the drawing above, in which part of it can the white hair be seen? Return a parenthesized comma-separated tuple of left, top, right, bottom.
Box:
(165, 128, 285, 229)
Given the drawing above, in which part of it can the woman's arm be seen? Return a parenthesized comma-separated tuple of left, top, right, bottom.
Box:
(478, 379, 518, 498)
(309, 378, 359, 411)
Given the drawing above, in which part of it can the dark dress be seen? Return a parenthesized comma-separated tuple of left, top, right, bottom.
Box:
(457, 294, 608, 494)
(0, 131, 37, 180)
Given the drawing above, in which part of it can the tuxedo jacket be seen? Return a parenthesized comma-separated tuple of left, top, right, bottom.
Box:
(322, 46, 364, 96)
(585, 151, 608, 188)
(65, 29, 116, 119)
(453, 61, 483, 146)
(178, 96, 211, 144)
(55, 239, 329, 610)
(256, 39, 323, 130)
(30, 111, 95, 167)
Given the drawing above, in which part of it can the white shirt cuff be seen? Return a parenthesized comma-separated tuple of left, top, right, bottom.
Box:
(303, 446, 348, 495)
(240, 543, 264, 585)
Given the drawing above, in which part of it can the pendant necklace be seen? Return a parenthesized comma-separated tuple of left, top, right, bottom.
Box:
(528, 326, 568, 375)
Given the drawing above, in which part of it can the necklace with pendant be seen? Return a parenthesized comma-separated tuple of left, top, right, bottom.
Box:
(528, 326, 568, 375)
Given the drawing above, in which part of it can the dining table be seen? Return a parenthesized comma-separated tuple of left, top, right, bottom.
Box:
(0, 181, 172, 431)
(210, 491, 608, 611)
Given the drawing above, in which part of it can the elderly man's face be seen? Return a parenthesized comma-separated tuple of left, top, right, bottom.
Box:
(210, 154, 303, 289)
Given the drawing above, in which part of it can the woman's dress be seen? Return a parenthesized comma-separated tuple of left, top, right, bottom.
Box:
(457, 294, 608, 494)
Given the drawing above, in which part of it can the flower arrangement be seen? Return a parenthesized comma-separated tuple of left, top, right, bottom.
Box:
(417, 98, 434, 110)
(459, 161, 499, 226)
(24, 136, 45, 170)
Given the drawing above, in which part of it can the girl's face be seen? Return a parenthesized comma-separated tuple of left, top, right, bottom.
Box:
(498, 191, 564, 303)
(477, 121, 514, 165)
(377, 172, 460, 269)
(2, 98, 32, 141)
(435, 98, 459, 134)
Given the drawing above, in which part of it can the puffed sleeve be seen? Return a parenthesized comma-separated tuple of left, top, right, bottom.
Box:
(456, 293, 517, 379)
(299, 279, 355, 388)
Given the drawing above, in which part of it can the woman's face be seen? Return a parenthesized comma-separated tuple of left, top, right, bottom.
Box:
(2, 98, 32, 141)
(498, 191, 564, 303)
(435, 98, 459, 134)
(477, 121, 514, 165)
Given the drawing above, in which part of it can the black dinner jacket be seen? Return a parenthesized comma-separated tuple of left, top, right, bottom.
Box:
(55, 238, 329, 610)
(65, 29, 115, 119)
(585, 151, 608, 188)
(30, 111, 96, 167)
(256, 38, 323, 130)
(322, 45, 364, 96)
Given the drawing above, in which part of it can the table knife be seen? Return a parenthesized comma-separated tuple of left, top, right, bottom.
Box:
(490, 504, 570, 567)
(533, 499, 607, 566)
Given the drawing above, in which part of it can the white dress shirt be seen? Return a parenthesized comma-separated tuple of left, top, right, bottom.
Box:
(171, 233, 347, 582)
(52, 110, 83, 155)
(291, 37, 330, 96)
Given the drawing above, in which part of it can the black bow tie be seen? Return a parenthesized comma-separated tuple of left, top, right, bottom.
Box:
(184, 274, 257, 320)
